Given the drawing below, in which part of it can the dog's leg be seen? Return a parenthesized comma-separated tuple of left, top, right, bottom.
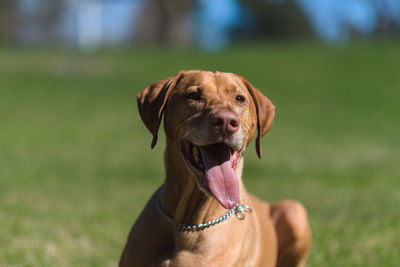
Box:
(270, 200, 311, 267)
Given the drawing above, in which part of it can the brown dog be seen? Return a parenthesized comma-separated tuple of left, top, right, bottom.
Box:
(120, 70, 311, 267)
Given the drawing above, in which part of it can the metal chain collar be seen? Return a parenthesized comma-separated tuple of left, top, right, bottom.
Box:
(156, 187, 252, 231)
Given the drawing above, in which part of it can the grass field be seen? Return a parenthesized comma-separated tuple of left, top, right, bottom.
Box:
(1, 43, 399, 266)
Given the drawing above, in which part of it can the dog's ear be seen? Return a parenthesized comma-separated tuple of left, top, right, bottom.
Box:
(239, 76, 275, 158)
(137, 73, 183, 148)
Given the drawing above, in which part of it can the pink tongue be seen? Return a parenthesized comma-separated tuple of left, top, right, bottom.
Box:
(199, 143, 239, 209)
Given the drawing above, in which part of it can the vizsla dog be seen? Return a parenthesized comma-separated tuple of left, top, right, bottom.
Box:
(120, 70, 311, 267)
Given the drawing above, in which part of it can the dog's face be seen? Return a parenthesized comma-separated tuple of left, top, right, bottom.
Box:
(137, 70, 275, 209)
(164, 71, 256, 155)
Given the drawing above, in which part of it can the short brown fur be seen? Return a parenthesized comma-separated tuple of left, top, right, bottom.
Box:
(120, 70, 311, 267)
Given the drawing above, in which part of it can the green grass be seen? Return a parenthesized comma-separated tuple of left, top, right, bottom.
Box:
(1, 42, 399, 266)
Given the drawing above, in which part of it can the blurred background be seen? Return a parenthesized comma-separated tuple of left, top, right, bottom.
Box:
(1, 0, 400, 49)
(1, 0, 399, 266)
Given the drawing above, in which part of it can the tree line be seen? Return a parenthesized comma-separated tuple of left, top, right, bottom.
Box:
(0, 0, 399, 46)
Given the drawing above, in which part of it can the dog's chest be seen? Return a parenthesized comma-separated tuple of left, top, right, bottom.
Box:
(159, 250, 236, 267)
(157, 230, 260, 267)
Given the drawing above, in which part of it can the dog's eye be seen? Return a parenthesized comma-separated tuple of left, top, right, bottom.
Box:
(235, 95, 246, 103)
(187, 92, 201, 101)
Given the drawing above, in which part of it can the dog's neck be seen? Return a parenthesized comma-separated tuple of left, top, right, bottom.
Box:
(160, 138, 245, 226)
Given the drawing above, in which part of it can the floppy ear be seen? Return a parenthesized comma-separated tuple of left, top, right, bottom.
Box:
(239, 76, 275, 158)
(137, 73, 182, 148)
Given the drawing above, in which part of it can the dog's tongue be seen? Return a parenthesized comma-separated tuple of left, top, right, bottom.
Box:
(199, 143, 239, 209)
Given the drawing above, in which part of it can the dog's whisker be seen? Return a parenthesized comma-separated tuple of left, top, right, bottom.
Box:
(181, 128, 194, 141)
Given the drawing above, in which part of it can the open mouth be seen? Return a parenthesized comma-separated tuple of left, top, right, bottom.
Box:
(182, 140, 241, 209)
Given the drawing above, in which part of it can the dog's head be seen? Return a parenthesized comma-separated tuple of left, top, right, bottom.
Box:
(137, 70, 275, 209)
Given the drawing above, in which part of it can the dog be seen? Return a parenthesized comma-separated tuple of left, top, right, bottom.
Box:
(120, 70, 311, 267)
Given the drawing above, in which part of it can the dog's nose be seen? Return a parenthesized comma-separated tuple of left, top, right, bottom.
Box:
(211, 110, 240, 135)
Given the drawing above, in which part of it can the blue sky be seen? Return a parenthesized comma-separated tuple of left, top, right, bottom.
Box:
(195, 0, 241, 50)
(299, 0, 377, 40)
